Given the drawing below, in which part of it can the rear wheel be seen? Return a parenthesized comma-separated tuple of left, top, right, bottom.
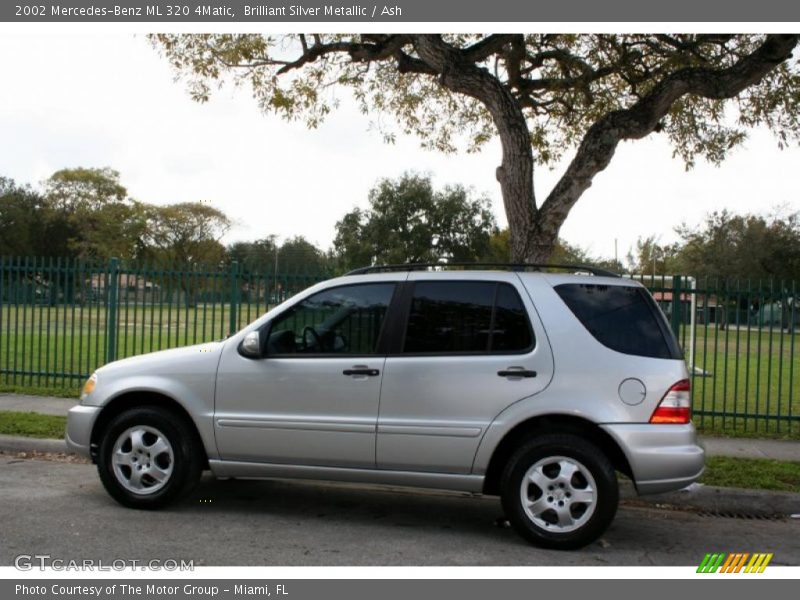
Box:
(97, 406, 202, 509)
(500, 434, 618, 549)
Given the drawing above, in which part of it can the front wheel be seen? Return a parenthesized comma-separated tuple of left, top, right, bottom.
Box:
(500, 434, 618, 550)
(97, 406, 203, 509)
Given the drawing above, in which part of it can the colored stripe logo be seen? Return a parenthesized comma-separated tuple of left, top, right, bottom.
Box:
(697, 552, 773, 573)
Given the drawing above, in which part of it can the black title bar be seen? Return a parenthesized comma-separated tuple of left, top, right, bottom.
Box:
(4, 0, 800, 22)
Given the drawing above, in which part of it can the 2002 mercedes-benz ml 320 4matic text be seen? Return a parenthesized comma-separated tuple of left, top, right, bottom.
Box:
(67, 264, 704, 549)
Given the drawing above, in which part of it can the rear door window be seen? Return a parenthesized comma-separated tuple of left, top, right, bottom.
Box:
(554, 283, 682, 359)
(403, 281, 533, 354)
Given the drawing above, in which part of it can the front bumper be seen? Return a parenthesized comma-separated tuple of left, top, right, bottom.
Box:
(65, 404, 102, 459)
(601, 423, 705, 495)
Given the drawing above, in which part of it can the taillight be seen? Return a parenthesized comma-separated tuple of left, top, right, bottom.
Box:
(650, 379, 691, 424)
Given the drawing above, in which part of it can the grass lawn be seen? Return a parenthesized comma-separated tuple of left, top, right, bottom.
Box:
(687, 326, 799, 438)
(0, 384, 77, 398)
(0, 411, 66, 439)
(700, 456, 800, 493)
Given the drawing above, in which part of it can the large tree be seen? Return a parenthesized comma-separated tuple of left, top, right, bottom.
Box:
(43, 167, 148, 260)
(153, 34, 800, 262)
(142, 202, 231, 265)
(333, 172, 496, 269)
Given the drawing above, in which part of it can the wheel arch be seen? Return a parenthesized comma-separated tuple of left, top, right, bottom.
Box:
(481, 414, 633, 496)
(90, 390, 209, 469)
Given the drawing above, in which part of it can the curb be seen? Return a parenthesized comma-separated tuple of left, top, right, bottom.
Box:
(0, 434, 67, 454)
(620, 480, 799, 517)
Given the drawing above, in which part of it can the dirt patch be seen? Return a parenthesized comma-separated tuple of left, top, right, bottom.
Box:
(0, 449, 91, 464)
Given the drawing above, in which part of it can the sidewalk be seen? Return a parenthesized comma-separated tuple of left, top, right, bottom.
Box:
(0, 393, 798, 461)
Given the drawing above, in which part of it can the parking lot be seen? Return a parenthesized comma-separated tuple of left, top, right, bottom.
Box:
(1, 456, 798, 567)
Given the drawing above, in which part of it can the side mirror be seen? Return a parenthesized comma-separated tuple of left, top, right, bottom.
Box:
(240, 331, 262, 358)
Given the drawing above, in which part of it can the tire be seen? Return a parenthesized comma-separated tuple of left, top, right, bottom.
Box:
(96, 406, 203, 509)
(500, 433, 618, 550)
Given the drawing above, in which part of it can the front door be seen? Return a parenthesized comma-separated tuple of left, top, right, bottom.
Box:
(215, 282, 397, 468)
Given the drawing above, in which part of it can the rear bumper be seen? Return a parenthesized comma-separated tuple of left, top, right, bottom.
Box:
(600, 423, 705, 495)
(65, 404, 101, 459)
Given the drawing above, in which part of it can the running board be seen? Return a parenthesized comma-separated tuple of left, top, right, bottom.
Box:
(208, 460, 485, 493)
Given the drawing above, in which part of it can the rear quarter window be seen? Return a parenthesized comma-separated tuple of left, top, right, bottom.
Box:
(554, 283, 682, 359)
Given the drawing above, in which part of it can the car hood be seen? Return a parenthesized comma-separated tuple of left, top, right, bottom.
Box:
(96, 340, 227, 378)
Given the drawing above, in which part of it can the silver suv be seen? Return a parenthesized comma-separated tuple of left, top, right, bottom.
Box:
(66, 264, 704, 549)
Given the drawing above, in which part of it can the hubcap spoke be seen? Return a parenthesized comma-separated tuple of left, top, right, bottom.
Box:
(129, 429, 146, 453)
(113, 449, 132, 467)
(148, 464, 172, 483)
(558, 460, 579, 483)
(527, 467, 551, 490)
(127, 467, 144, 490)
(571, 488, 594, 504)
(555, 504, 575, 527)
(525, 495, 550, 515)
(148, 437, 170, 458)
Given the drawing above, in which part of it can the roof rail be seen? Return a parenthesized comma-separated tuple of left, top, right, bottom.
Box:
(345, 262, 620, 278)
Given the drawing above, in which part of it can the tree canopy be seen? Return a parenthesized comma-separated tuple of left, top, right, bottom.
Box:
(0, 169, 230, 265)
(152, 33, 800, 262)
(333, 172, 496, 270)
(675, 210, 800, 281)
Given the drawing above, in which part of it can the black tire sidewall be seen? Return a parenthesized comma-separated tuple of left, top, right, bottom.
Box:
(97, 406, 201, 509)
(500, 434, 619, 550)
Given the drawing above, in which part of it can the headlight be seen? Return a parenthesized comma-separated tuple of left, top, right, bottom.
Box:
(81, 373, 97, 400)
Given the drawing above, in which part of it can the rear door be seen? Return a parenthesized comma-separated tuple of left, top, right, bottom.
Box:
(376, 273, 554, 474)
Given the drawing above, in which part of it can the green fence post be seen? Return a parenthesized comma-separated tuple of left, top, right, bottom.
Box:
(229, 260, 239, 335)
(106, 257, 119, 364)
(671, 275, 682, 338)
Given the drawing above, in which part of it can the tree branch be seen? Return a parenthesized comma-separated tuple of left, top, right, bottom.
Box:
(538, 34, 798, 236)
(463, 34, 519, 63)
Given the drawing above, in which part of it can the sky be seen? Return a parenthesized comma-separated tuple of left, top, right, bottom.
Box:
(1, 32, 799, 262)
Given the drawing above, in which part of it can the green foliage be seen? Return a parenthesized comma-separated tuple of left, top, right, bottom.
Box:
(673, 209, 800, 280)
(2, 168, 148, 261)
(226, 236, 331, 274)
(0, 178, 49, 256)
(333, 173, 497, 270)
(278, 236, 329, 273)
(45, 167, 127, 212)
(227, 237, 279, 273)
(1, 170, 234, 267)
(150, 34, 800, 169)
(627, 236, 683, 276)
(141, 202, 230, 266)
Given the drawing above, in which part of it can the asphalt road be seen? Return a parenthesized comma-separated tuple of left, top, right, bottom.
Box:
(1, 456, 798, 567)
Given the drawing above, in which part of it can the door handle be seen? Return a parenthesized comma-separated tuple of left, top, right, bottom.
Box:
(343, 368, 380, 377)
(497, 368, 537, 378)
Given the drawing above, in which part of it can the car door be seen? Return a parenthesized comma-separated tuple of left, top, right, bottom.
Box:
(214, 281, 397, 468)
(376, 273, 553, 474)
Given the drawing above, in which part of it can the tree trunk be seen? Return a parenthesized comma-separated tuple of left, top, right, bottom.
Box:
(413, 35, 555, 264)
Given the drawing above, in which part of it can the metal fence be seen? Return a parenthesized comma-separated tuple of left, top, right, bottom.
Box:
(0, 256, 327, 388)
(634, 274, 797, 437)
(0, 257, 797, 437)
